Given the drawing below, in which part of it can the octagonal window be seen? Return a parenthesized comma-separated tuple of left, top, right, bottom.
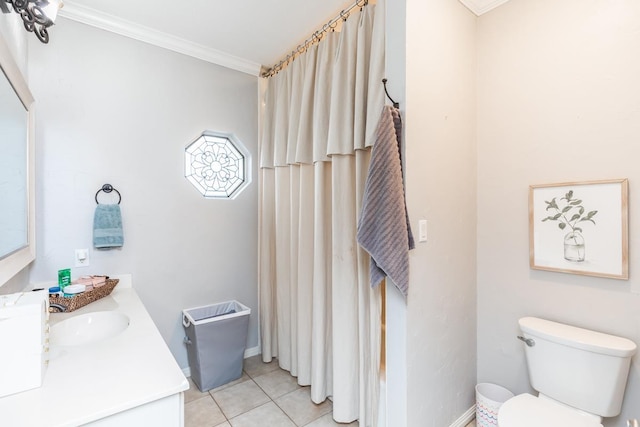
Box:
(185, 131, 250, 199)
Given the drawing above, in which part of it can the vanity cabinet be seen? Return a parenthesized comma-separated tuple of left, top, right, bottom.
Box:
(0, 277, 188, 427)
(86, 394, 184, 427)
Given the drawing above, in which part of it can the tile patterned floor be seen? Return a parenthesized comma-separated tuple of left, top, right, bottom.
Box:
(184, 355, 358, 427)
(185, 354, 477, 427)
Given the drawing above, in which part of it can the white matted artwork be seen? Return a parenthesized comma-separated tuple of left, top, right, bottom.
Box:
(529, 179, 628, 280)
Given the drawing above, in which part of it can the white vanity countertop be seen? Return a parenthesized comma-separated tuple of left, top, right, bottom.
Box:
(0, 277, 189, 426)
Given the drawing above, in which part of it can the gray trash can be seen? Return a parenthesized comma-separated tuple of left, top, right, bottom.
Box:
(183, 300, 251, 392)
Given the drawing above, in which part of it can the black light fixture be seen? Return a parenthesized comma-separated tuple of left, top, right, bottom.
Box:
(0, 0, 63, 44)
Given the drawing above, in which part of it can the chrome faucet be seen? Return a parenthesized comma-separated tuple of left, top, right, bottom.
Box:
(49, 303, 67, 312)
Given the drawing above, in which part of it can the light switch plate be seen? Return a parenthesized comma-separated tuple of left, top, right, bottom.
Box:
(418, 220, 427, 243)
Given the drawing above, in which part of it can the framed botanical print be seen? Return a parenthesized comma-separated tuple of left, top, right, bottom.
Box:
(529, 179, 628, 279)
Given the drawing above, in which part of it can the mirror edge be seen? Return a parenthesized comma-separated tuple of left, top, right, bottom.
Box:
(0, 31, 36, 287)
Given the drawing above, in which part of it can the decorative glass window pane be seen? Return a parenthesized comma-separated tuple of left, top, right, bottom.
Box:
(185, 131, 249, 199)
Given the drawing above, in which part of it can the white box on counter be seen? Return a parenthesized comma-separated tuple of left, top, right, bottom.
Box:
(0, 290, 49, 397)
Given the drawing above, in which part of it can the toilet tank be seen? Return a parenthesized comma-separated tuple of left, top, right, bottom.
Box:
(519, 317, 636, 417)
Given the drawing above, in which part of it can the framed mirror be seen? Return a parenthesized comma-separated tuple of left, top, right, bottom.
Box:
(0, 33, 35, 287)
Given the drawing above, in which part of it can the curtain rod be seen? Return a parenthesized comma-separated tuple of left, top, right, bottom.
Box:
(261, 0, 369, 78)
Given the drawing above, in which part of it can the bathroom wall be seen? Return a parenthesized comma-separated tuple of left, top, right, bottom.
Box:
(384, 0, 408, 424)
(477, 0, 640, 425)
(404, 0, 478, 425)
(27, 19, 259, 370)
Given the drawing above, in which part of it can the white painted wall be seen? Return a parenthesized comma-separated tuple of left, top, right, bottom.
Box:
(383, 0, 408, 424)
(26, 18, 259, 369)
(404, 0, 478, 426)
(477, 1, 640, 425)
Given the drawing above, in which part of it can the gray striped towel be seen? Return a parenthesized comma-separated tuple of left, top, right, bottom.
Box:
(357, 105, 415, 297)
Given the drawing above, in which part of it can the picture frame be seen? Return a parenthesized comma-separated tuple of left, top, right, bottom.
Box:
(529, 179, 628, 279)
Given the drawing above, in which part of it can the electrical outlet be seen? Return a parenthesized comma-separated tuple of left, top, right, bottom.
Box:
(75, 248, 90, 267)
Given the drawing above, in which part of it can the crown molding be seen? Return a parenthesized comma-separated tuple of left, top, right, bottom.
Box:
(58, 1, 262, 76)
(458, 0, 512, 16)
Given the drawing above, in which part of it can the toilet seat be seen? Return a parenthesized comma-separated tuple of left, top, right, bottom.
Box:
(498, 394, 603, 427)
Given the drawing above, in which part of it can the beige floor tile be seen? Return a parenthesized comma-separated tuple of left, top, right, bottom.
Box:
(303, 412, 359, 427)
(214, 422, 232, 427)
(212, 380, 271, 419)
(275, 388, 332, 426)
(208, 372, 251, 395)
(243, 355, 281, 378)
(253, 369, 301, 400)
(185, 395, 227, 427)
(229, 402, 296, 427)
(185, 377, 211, 403)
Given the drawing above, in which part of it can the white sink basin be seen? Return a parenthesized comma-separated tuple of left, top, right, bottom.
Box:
(51, 311, 130, 346)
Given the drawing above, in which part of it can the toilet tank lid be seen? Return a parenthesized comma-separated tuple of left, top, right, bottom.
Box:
(519, 317, 637, 357)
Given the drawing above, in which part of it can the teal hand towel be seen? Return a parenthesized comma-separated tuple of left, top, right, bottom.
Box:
(93, 204, 124, 249)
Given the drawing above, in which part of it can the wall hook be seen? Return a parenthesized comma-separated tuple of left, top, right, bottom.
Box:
(382, 78, 400, 109)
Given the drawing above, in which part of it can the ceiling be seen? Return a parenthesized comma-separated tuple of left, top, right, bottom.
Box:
(459, 0, 512, 16)
(59, 0, 355, 76)
(58, 0, 512, 76)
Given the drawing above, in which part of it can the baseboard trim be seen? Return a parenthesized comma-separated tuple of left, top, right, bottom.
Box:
(182, 345, 261, 378)
(244, 345, 261, 358)
(450, 405, 475, 427)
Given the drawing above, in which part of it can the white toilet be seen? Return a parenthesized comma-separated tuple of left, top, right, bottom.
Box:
(498, 317, 637, 427)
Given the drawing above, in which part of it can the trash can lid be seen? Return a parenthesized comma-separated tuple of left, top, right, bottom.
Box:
(498, 394, 603, 427)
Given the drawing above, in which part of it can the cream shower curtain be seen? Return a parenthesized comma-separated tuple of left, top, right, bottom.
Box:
(259, 2, 386, 425)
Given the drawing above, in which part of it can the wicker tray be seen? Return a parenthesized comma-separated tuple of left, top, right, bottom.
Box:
(49, 278, 119, 313)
